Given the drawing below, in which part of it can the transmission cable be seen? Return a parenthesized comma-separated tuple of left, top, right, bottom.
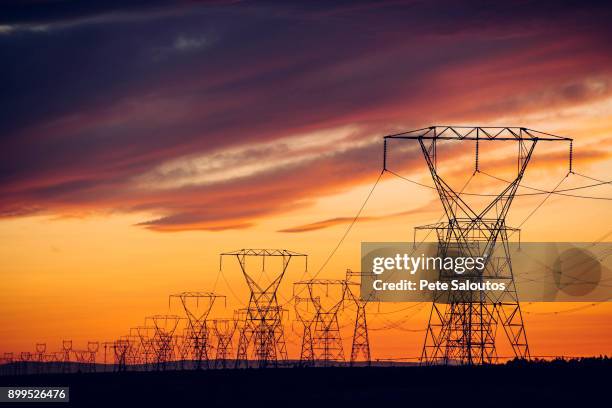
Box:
(387, 168, 612, 200)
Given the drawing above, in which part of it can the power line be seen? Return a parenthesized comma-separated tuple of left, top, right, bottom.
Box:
(516, 175, 566, 229)
(288, 169, 385, 306)
(387, 168, 612, 200)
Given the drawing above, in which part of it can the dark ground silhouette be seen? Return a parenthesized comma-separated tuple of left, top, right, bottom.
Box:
(0, 358, 609, 407)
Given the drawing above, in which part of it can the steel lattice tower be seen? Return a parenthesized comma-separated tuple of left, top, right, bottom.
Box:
(135, 326, 155, 369)
(174, 327, 193, 369)
(221, 249, 306, 368)
(345, 270, 372, 366)
(61, 340, 72, 373)
(35, 343, 46, 362)
(145, 315, 182, 370)
(212, 318, 237, 368)
(87, 341, 99, 372)
(295, 279, 347, 366)
(170, 292, 225, 369)
(293, 295, 317, 366)
(385, 126, 572, 365)
(113, 338, 131, 372)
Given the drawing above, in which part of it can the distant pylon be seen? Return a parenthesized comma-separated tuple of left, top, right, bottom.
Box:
(294, 279, 347, 366)
(113, 338, 130, 372)
(146, 315, 181, 371)
(35, 343, 46, 374)
(135, 326, 155, 369)
(87, 341, 99, 372)
(170, 292, 225, 369)
(293, 295, 316, 367)
(212, 318, 237, 368)
(221, 249, 307, 368)
(174, 328, 191, 369)
(345, 270, 372, 366)
(35, 343, 46, 362)
(61, 340, 72, 373)
(101, 341, 114, 372)
(127, 328, 144, 367)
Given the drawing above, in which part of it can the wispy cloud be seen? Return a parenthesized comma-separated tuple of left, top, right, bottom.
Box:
(0, 1, 611, 232)
(278, 200, 441, 233)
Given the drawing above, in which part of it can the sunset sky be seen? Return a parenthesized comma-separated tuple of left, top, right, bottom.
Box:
(1, 1, 611, 360)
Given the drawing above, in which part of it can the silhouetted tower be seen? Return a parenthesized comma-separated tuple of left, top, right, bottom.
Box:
(212, 318, 237, 368)
(125, 329, 145, 368)
(35, 343, 46, 362)
(170, 292, 225, 369)
(61, 340, 72, 373)
(87, 341, 99, 372)
(292, 295, 317, 366)
(221, 249, 307, 368)
(345, 270, 372, 366)
(232, 308, 250, 368)
(135, 326, 155, 369)
(146, 315, 181, 370)
(295, 279, 347, 366)
(174, 328, 192, 369)
(101, 341, 114, 372)
(113, 338, 131, 372)
(385, 126, 572, 365)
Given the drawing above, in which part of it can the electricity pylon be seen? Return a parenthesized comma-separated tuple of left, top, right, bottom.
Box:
(221, 249, 307, 368)
(61, 340, 72, 373)
(385, 126, 573, 365)
(211, 318, 237, 368)
(113, 338, 131, 372)
(102, 341, 114, 372)
(35, 343, 46, 362)
(345, 270, 373, 366)
(174, 328, 192, 369)
(135, 326, 155, 369)
(295, 279, 347, 366)
(145, 315, 181, 370)
(126, 328, 144, 367)
(35, 343, 46, 374)
(170, 292, 225, 369)
(87, 341, 99, 372)
(292, 295, 317, 367)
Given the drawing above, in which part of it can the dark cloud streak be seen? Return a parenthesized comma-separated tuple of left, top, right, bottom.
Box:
(0, 1, 611, 231)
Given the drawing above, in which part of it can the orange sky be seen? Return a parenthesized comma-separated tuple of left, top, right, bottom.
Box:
(1, 1, 611, 362)
(1, 118, 611, 360)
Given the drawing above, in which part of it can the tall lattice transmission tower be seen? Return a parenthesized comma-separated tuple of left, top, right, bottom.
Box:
(385, 126, 572, 365)
(221, 249, 307, 368)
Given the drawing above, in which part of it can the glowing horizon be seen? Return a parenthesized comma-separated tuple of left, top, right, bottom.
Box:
(1, 1, 611, 361)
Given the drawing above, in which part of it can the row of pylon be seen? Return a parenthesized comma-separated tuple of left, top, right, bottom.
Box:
(0, 340, 99, 375)
(0, 249, 372, 375)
